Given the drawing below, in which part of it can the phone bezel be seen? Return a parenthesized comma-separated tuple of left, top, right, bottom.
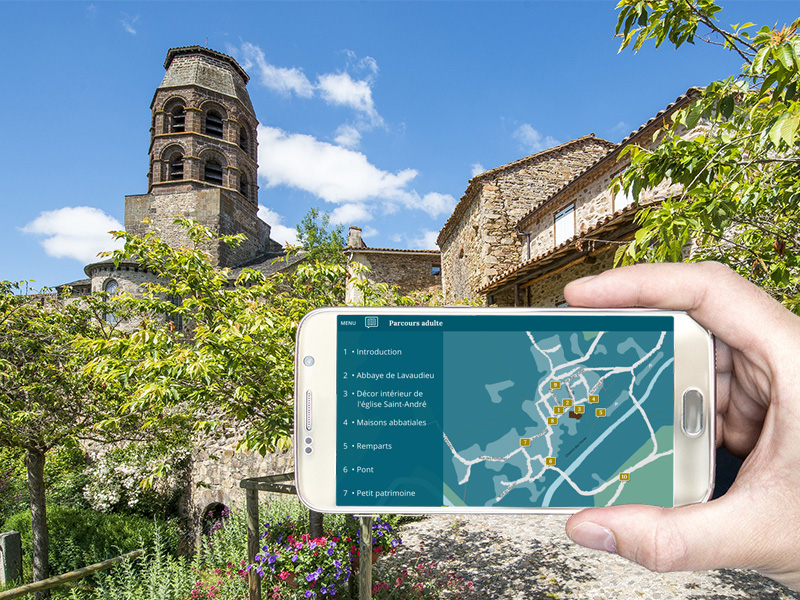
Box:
(295, 307, 715, 514)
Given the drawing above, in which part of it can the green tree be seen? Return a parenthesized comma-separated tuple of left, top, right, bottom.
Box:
(0, 282, 138, 592)
(614, 0, 800, 309)
(82, 220, 346, 456)
(296, 207, 345, 265)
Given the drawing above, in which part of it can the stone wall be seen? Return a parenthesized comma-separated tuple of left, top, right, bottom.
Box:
(125, 188, 270, 268)
(520, 250, 617, 307)
(439, 138, 614, 304)
(188, 431, 294, 525)
(87, 261, 157, 295)
(347, 251, 442, 303)
(521, 161, 624, 260)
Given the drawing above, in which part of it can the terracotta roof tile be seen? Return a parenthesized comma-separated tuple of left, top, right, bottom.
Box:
(345, 246, 440, 255)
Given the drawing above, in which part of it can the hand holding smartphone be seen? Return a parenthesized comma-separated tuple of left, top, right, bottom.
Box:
(295, 308, 714, 513)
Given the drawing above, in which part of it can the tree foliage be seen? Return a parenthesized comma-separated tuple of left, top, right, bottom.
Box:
(81, 219, 347, 456)
(614, 0, 800, 309)
(0, 280, 138, 586)
(296, 207, 346, 265)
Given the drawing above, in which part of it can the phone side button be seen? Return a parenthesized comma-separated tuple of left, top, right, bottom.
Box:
(305, 390, 312, 431)
(682, 389, 704, 436)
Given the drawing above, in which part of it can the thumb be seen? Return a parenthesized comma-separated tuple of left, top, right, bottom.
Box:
(565, 498, 753, 574)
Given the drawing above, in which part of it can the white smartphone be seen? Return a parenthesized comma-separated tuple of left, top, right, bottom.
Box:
(295, 307, 715, 514)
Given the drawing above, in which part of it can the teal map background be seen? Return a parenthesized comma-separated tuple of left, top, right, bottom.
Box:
(442, 327, 674, 508)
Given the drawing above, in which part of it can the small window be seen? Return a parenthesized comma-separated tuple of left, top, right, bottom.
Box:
(204, 160, 223, 186)
(104, 279, 119, 295)
(171, 106, 185, 133)
(103, 279, 119, 324)
(239, 127, 249, 154)
(554, 204, 575, 247)
(206, 111, 223, 138)
(431, 265, 441, 276)
(239, 173, 249, 198)
(458, 246, 465, 259)
(169, 153, 184, 180)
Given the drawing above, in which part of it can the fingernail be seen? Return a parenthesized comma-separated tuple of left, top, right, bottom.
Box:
(568, 522, 617, 553)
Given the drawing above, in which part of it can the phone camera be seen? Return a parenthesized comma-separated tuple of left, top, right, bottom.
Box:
(304, 447, 313, 454)
(305, 437, 313, 445)
(303, 356, 315, 367)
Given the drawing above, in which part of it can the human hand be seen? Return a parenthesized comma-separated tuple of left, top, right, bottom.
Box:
(563, 261, 800, 591)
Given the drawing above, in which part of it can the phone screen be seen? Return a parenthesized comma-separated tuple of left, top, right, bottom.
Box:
(336, 314, 674, 509)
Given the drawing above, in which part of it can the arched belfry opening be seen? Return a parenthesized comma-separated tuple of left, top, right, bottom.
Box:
(124, 46, 280, 268)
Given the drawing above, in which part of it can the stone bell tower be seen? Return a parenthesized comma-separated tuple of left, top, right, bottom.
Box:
(125, 46, 277, 268)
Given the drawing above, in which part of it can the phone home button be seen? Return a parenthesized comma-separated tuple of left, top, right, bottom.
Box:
(682, 389, 704, 437)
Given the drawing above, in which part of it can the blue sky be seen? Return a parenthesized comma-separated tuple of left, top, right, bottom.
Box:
(2, 1, 797, 289)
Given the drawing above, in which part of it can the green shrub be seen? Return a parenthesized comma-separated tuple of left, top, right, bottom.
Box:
(3, 506, 179, 576)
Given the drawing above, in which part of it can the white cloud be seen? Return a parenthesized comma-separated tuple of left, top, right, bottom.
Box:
(470, 163, 486, 178)
(330, 203, 373, 225)
(334, 124, 362, 149)
(235, 42, 314, 98)
(21, 206, 124, 263)
(399, 192, 456, 218)
(411, 230, 440, 250)
(360, 226, 379, 239)
(258, 125, 456, 222)
(120, 12, 138, 34)
(258, 125, 417, 205)
(513, 124, 559, 154)
(317, 72, 382, 125)
(257, 206, 299, 247)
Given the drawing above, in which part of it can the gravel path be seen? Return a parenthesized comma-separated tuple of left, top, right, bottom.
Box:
(375, 514, 799, 600)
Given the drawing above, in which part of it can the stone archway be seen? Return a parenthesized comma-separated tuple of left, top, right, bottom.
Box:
(201, 501, 230, 536)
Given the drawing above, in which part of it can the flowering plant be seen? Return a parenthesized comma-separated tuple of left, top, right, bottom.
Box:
(190, 560, 249, 600)
(253, 527, 352, 598)
(251, 515, 403, 598)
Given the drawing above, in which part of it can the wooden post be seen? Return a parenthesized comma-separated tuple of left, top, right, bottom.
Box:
(245, 488, 261, 600)
(359, 516, 372, 600)
(0, 550, 143, 600)
(309, 510, 324, 540)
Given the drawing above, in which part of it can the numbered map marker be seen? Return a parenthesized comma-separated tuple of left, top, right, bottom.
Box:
(588, 395, 599, 403)
(596, 408, 607, 417)
(545, 457, 556, 466)
(553, 406, 564, 415)
(574, 405, 585, 414)
(550, 381, 561, 389)
(619, 473, 630, 481)
(520, 438, 531, 447)
(562, 398, 573, 407)
(547, 416, 558, 425)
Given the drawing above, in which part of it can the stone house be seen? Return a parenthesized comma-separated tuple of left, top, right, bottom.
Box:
(435, 136, 616, 304)
(347, 89, 702, 309)
(479, 88, 701, 307)
(344, 226, 442, 304)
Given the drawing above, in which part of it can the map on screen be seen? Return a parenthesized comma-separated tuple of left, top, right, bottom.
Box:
(442, 329, 674, 507)
(336, 315, 674, 508)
